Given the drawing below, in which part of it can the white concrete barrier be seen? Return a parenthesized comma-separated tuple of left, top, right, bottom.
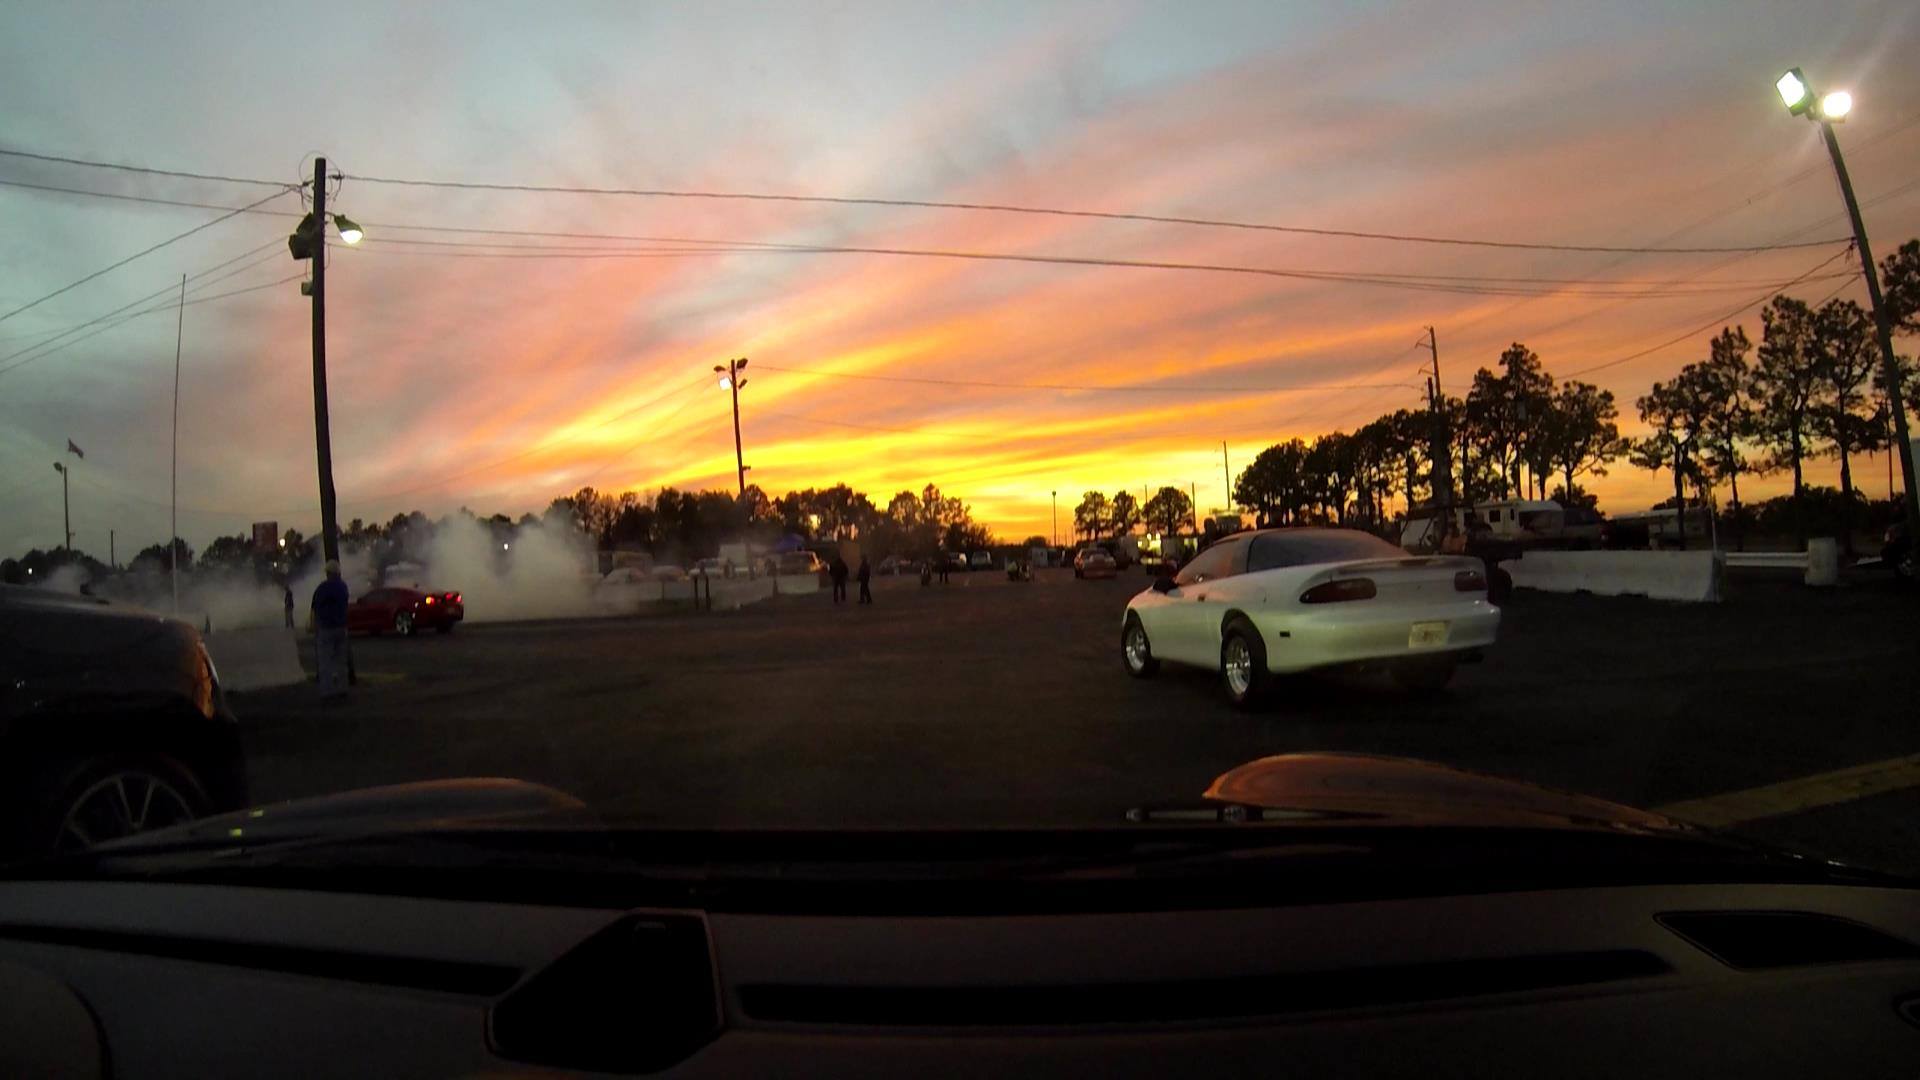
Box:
(774, 574, 821, 596)
(708, 577, 775, 609)
(204, 627, 307, 691)
(1805, 538, 1839, 587)
(1504, 550, 1724, 603)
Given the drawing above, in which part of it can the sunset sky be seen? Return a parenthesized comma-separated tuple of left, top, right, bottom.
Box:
(2, 0, 1918, 555)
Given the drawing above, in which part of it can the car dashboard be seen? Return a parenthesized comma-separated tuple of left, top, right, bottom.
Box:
(2, 874, 1919, 1077)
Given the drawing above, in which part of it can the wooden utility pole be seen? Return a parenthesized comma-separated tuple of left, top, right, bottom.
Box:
(309, 156, 341, 565)
(1417, 326, 1454, 538)
(1221, 442, 1231, 513)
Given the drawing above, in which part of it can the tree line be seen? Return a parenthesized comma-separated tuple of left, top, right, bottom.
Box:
(1215, 238, 1920, 547)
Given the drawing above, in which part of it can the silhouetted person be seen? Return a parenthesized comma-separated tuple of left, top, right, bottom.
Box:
(936, 551, 950, 584)
(311, 561, 350, 701)
(857, 555, 873, 604)
(283, 584, 295, 628)
(829, 554, 849, 604)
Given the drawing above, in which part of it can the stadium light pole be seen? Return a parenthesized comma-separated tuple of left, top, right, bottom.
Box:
(52, 462, 71, 551)
(1776, 68, 1919, 536)
(714, 357, 749, 496)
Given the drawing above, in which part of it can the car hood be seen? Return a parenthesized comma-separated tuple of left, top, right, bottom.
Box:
(95, 777, 596, 850)
(1202, 753, 1684, 834)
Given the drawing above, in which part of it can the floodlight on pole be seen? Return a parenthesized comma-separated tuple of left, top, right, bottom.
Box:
(1775, 69, 1811, 114)
(1774, 68, 1920, 539)
(332, 214, 364, 245)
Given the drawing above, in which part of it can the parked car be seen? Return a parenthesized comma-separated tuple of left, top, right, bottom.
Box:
(1122, 528, 1499, 708)
(877, 555, 918, 575)
(0, 585, 247, 856)
(968, 550, 993, 571)
(946, 551, 970, 572)
(689, 557, 730, 577)
(1074, 548, 1118, 579)
(650, 564, 690, 582)
(346, 586, 465, 636)
(764, 551, 826, 577)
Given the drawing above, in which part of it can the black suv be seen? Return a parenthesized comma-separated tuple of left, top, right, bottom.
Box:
(0, 585, 246, 857)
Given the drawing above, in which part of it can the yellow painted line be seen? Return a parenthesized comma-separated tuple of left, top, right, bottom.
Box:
(1653, 753, 1920, 828)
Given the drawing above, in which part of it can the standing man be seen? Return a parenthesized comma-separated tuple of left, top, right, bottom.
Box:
(828, 553, 849, 605)
(310, 561, 351, 701)
(936, 550, 950, 585)
(856, 554, 873, 605)
(282, 583, 295, 628)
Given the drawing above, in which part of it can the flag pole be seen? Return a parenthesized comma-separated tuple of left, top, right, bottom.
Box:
(171, 273, 184, 612)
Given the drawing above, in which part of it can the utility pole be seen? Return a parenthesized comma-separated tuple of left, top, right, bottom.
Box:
(53, 462, 70, 550)
(1221, 442, 1232, 514)
(308, 156, 342, 565)
(1819, 123, 1920, 536)
(1416, 325, 1454, 540)
(1190, 482, 1198, 530)
(171, 272, 185, 611)
(714, 357, 749, 496)
(1051, 490, 1057, 547)
(109, 529, 115, 569)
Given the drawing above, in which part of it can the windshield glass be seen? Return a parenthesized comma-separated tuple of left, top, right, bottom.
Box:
(1, 1, 1918, 889)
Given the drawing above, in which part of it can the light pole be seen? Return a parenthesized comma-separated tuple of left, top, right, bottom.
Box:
(1776, 69, 1920, 537)
(1051, 490, 1057, 547)
(286, 157, 364, 566)
(714, 357, 749, 496)
(52, 462, 70, 550)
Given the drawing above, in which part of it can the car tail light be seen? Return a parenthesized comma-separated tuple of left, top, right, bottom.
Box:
(1300, 578, 1376, 603)
(423, 595, 436, 605)
(1454, 569, 1487, 592)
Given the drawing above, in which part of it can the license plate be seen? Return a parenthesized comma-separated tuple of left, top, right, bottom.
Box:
(1409, 621, 1448, 648)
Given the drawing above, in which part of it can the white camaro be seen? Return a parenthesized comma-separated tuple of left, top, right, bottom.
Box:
(1122, 528, 1500, 707)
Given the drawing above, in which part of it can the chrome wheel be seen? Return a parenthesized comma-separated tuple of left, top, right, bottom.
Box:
(395, 610, 415, 636)
(1124, 624, 1149, 671)
(1223, 636, 1253, 697)
(55, 770, 197, 853)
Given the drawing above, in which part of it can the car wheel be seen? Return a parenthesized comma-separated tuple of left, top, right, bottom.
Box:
(1220, 618, 1269, 709)
(1393, 656, 1458, 692)
(35, 753, 211, 856)
(394, 610, 416, 636)
(1122, 614, 1159, 678)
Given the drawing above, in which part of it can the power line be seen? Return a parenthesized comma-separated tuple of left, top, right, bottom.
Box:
(4, 176, 1861, 298)
(0, 145, 1860, 253)
(0, 274, 300, 381)
(0, 238, 286, 377)
(0, 148, 293, 188)
(1560, 246, 1856, 378)
(0, 186, 295, 325)
(754, 362, 1419, 394)
(340, 168, 1847, 255)
(343, 234, 1857, 290)
(336, 237, 1850, 299)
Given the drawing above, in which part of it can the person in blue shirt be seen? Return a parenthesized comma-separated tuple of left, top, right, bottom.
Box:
(310, 561, 351, 701)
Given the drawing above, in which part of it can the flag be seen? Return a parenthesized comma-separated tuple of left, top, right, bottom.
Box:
(66, 439, 83, 459)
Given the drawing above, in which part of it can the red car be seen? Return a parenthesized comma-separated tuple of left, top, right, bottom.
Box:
(346, 586, 464, 636)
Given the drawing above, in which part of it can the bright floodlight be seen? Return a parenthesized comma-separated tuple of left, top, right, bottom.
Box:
(718, 374, 733, 390)
(1776, 69, 1811, 114)
(332, 214, 364, 245)
(1819, 90, 1852, 120)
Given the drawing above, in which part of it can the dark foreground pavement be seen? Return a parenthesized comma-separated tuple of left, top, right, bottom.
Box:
(234, 567, 1920, 875)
